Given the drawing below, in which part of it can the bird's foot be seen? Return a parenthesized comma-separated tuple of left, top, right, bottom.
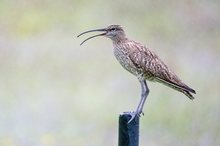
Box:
(127, 111, 144, 123)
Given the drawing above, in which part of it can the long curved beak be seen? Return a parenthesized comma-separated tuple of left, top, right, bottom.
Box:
(77, 28, 107, 45)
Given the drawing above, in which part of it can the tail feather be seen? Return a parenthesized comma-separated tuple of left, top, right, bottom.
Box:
(182, 90, 194, 100)
(155, 77, 196, 100)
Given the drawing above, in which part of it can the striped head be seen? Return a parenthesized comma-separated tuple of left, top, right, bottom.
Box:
(105, 25, 125, 40)
(77, 25, 126, 45)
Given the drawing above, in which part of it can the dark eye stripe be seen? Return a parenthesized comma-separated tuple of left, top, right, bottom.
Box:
(111, 28, 118, 31)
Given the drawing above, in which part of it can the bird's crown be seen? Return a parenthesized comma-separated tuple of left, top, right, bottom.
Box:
(106, 25, 124, 32)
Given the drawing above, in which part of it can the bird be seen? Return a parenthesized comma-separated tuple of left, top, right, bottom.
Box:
(77, 25, 196, 122)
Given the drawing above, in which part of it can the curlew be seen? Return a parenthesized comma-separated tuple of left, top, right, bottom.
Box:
(77, 25, 196, 122)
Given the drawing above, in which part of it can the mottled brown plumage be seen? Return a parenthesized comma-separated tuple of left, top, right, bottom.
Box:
(113, 37, 195, 99)
(77, 24, 196, 122)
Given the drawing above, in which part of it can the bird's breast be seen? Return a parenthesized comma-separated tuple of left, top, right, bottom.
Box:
(113, 46, 141, 76)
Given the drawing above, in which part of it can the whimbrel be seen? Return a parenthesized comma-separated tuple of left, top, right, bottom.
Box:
(77, 25, 196, 122)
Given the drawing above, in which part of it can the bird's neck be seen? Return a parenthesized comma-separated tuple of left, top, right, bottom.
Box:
(111, 36, 128, 45)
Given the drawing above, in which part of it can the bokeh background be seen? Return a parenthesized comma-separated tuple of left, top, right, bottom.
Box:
(0, 0, 220, 146)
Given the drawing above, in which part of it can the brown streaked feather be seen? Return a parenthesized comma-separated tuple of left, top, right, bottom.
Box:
(155, 77, 196, 94)
(127, 40, 196, 99)
(155, 77, 195, 100)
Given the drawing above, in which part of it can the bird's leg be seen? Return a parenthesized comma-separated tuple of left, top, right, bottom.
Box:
(137, 80, 149, 115)
(128, 80, 149, 123)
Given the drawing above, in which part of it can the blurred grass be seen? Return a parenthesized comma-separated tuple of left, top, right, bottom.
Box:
(0, 0, 220, 146)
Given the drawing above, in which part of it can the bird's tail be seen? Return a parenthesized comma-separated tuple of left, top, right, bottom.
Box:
(181, 90, 195, 100)
(155, 77, 196, 100)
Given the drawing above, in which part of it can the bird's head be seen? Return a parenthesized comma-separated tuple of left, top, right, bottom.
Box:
(77, 25, 126, 45)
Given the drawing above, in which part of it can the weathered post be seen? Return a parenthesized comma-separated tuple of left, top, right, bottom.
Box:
(118, 112, 140, 146)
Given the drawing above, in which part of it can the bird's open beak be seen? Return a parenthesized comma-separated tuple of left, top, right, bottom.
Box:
(77, 28, 107, 45)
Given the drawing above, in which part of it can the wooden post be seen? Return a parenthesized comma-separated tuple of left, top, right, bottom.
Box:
(118, 112, 139, 146)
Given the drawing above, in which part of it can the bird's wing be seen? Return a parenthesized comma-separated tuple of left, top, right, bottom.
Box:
(128, 42, 196, 99)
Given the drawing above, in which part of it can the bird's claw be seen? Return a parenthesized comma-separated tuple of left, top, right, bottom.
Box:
(127, 111, 144, 123)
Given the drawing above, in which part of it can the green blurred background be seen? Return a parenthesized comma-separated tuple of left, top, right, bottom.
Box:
(0, 0, 220, 146)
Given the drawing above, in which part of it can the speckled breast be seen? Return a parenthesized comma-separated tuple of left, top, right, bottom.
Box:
(113, 47, 141, 76)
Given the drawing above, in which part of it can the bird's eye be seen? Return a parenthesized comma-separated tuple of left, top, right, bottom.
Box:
(111, 28, 116, 31)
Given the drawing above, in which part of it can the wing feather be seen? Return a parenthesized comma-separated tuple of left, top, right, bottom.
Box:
(128, 41, 196, 99)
